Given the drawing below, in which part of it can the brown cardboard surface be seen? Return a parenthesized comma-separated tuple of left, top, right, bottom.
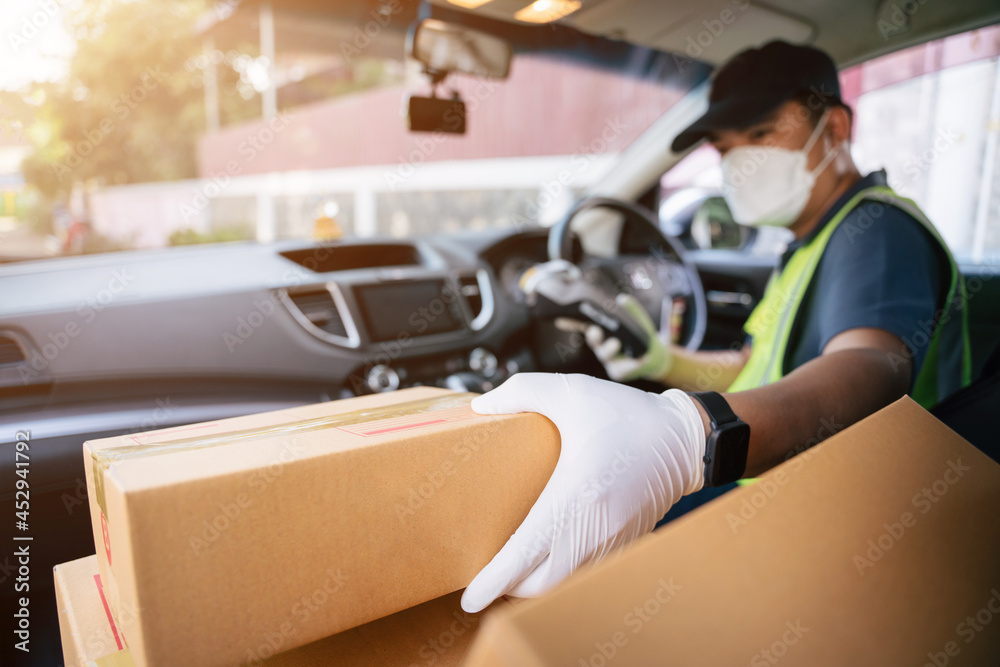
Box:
(53, 554, 493, 666)
(55, 554, 132, 667)
(465, 397, 1000, 666)
(263, 589, 490, 667)
(81, 387, 560, 667)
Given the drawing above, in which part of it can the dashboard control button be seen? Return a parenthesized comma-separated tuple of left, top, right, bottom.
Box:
(366, 364, 400, 393)
(469, 347, 498, 378)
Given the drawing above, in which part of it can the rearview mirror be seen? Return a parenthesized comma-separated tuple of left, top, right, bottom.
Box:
(409, 19, 512, 79)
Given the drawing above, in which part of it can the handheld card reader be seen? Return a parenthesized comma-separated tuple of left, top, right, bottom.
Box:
(519, 260, 649, 358)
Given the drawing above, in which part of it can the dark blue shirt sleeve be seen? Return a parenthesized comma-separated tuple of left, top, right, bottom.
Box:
(809, 202, 944, 377)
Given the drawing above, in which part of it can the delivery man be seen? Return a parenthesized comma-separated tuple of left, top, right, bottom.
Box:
(460, 40, 971, 614)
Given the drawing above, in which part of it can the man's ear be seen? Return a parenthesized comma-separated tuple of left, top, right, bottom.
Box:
(828, 106, 852, 144)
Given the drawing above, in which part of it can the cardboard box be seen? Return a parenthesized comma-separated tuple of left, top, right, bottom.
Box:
(54, 554, 495, 666)
(55, 554, 129, 667)
(81, 387, 559, 666)
(465, 397, 1000, 666)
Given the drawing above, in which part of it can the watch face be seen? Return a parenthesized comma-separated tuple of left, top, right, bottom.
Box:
(710, 422, 751, 485)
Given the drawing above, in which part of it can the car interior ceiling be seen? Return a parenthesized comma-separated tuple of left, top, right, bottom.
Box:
(243, 0, 1000, 68)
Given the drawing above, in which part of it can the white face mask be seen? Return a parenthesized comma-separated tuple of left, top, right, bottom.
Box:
(720, 110, 840, 227)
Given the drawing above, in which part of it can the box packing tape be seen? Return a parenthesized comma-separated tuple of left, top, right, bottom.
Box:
(91, 392, 478, 515)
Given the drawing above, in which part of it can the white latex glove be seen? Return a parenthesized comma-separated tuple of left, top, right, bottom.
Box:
(560, 294, 674, 382)
(460, 372, 706, 613)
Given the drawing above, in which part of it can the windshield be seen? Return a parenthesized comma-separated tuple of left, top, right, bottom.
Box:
(0, 1, 707, 261)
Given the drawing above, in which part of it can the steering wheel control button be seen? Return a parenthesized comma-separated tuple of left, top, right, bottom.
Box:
(469, 347, 499, 378)
(627, 263, 653, 290)
(519, 259, 581, 305)
(366, 364, 400, 393)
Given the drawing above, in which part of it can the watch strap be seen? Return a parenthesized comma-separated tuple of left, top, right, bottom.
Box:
(688, 391, 739, 428)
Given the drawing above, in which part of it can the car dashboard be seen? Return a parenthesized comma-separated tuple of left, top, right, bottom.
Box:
(0, 230, 575, 414)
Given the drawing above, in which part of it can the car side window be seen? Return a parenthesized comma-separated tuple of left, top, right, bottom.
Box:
(847, 25, 1000, 268)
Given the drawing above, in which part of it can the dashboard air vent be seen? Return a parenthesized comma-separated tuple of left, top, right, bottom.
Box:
(287, 289, 348, 338)
(458, 274, 483, 319)
(0, 334, 25, 365)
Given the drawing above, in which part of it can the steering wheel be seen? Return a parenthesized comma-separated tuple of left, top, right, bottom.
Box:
(547, 196, 707, 351)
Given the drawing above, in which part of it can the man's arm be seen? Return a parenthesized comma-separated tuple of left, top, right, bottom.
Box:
(657, 344, 752, 392)
(696, 327, 912, 477)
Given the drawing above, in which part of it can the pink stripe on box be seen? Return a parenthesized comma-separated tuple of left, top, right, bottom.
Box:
(94, 574, 124, 651)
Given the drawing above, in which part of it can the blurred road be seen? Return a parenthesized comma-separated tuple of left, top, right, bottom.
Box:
(0, 218, 54, 260)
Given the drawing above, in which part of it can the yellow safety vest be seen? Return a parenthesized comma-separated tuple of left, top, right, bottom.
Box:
(728, 185, 971, 409)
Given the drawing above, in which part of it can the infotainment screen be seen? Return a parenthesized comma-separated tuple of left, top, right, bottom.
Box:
(354, 279, 465, 342)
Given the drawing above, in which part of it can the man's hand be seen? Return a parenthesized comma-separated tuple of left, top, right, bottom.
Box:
(460, 373, 706, 613)
(559, 294, 674, 382)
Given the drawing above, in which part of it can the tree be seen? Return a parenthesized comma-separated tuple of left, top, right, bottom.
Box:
(20, 0, 259, 200)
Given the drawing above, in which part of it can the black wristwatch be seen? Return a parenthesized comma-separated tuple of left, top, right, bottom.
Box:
(687, 391, 750, 487)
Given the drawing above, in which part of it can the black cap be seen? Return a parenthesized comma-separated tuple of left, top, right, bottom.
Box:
(671, 41, 842, 153)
